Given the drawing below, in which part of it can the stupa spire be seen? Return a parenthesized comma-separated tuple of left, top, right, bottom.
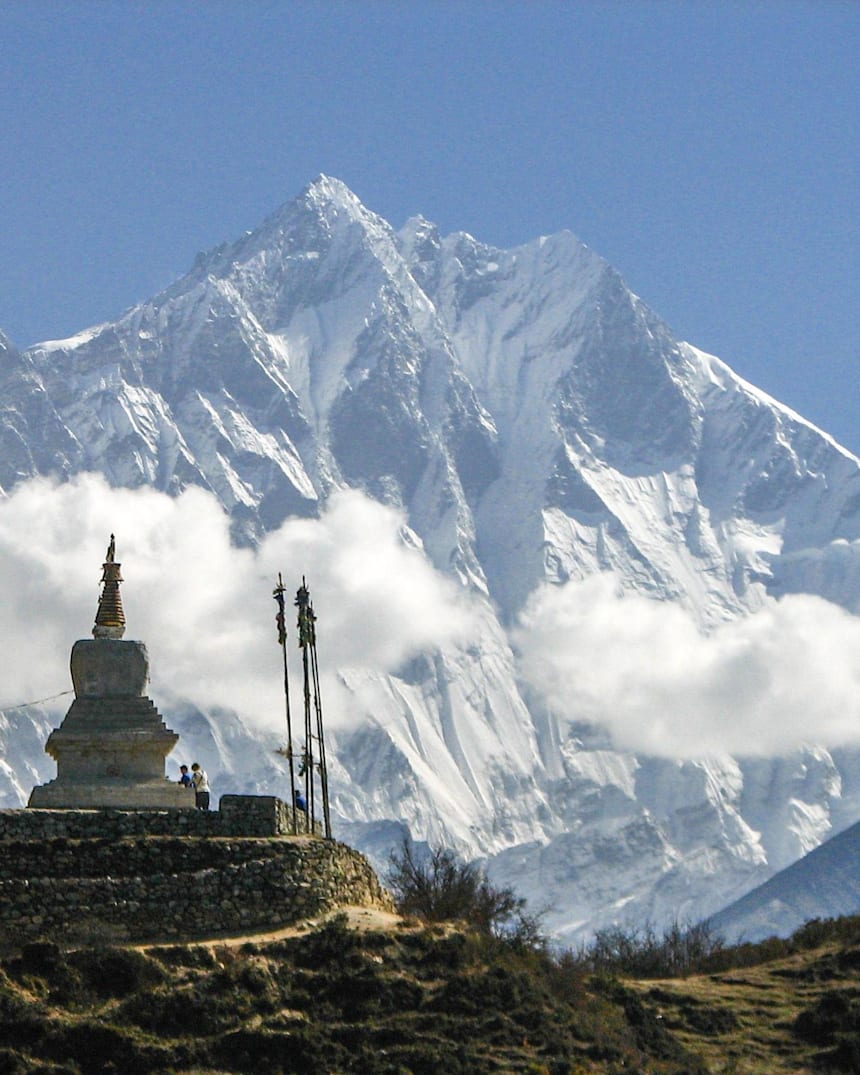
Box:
(93, 533, 126, 639)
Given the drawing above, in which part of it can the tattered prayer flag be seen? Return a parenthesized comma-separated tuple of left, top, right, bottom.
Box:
(273, 575, 287, 646)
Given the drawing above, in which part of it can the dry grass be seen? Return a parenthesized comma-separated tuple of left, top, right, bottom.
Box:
(3, 911, 860, 1072)
(631, 941, 860, 1073)
(0, 916, 706, 1074)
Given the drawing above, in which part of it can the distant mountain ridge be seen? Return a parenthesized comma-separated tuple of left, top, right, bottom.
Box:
(2, 176, 860, 942)
(710, 818, 860, 942)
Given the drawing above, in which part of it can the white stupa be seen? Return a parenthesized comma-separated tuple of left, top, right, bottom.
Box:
(28, 535, 194, 810)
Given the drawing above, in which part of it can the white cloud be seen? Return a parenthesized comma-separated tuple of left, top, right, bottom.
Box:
(0, 475, 477, 731)
(6, 473, 859, 763)
(513, 574, 860, 758)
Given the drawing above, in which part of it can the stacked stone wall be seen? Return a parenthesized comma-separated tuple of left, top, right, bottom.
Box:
(0, 798, 394, 945)
(0, 836, 321, 880)
(1, 795, 299, 840)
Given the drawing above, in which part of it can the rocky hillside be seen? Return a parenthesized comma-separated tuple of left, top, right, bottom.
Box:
(4, 909, 860, 1073)
(0, 915, 711, 1075)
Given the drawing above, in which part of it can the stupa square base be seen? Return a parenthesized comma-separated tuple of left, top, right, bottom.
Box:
(28, 779, 196, 810)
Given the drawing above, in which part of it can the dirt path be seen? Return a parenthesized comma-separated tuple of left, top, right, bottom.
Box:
(133, 905, 407, 952)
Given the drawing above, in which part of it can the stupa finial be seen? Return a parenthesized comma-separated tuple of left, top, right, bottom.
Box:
(93, 534, 125, 639)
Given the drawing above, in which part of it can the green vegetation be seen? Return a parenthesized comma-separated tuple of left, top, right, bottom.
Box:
(5, 845, 860, 1075)
(569, 920, 727, 979)
(386, 837, 545, 947)
(557, 911, 860, 982)
(625, 914, 860, 1074)
(0, 916, 707, 1074)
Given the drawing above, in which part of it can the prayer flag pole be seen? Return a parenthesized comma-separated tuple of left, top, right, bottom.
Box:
(273, 573, 298, 834)
(296, 577, 332, 839)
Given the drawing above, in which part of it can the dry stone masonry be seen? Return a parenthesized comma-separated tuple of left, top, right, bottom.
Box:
(5, 540, 394, 946)
(0, 797, 394, 944)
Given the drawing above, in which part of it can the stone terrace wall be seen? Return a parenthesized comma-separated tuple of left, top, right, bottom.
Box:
(0, 798, 394, 945)
(0, 795, 304, 840)
(0, 835, 343, 880)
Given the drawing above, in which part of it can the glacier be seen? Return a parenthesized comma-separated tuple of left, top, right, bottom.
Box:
(2, 175, 860, 943)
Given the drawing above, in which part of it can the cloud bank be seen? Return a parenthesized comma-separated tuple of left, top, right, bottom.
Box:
(513, 574, 860, 758)
(3, 474, 860, 762)
(0, 475, 477, 731)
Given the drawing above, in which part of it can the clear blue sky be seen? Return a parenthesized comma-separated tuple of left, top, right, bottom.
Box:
(2, 1, 858, 453)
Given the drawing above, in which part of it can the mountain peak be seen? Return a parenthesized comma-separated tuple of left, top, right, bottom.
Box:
(302, 173, 361, 209)
(164, 177, 392, 314)
(274, 174, 380, 235)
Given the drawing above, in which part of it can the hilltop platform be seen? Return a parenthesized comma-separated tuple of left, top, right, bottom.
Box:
(0, 796, 391, 945)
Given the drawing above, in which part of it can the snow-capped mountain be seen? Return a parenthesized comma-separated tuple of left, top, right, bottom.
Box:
(2, 176, 860, 942)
